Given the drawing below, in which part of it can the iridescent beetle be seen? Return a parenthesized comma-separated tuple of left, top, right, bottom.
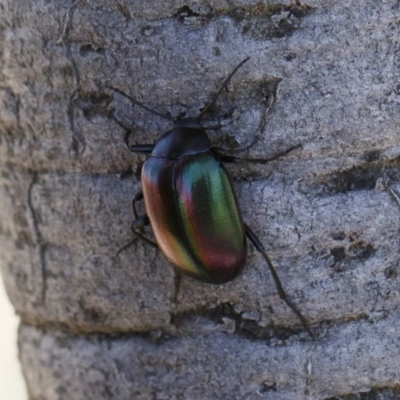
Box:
(109, 58, 312, 337)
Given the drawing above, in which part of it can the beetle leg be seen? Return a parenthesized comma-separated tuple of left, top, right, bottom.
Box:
(116, 214, 157, 256)
(124, 130, 154, 154)
(109, 107, 132, 130)
(211, 136, 260, 155)
(131, 190, 144, 219)
(244, 224, 314, 338)
(109, 108, 154, 153)
(131, 191, 154, 244)
(127, 144, 154, 154)
(171, 270, 182, 303)
(131, 215, 158, 248)
(213, 143, 302, 164)
(116, 238, 137, 257)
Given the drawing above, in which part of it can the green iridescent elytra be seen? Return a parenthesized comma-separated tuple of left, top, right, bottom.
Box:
(142, 151, 247, 283)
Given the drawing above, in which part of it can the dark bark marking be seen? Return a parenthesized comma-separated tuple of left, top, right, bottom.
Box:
(27, 173, 47, 304)
(57, 0, 86, 157)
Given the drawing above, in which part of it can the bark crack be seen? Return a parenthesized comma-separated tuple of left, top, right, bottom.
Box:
(57, 0, 86, 157)
(27, 173, 47, 304)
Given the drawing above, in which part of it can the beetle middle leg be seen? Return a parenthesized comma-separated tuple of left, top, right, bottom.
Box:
(129, 190, 158, 247)
(131, 195, 182, 302)
(126, 193, 182, 303)
(116, 214, 157, 256)
(116, 190, 158, 256)
(130, 215, 158, 248)
(244, 224, 313, 338)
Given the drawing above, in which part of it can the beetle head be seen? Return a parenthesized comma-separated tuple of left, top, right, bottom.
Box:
(152, 120, 211, 159)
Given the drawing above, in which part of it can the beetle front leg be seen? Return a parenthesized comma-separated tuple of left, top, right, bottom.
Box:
(212, 143, 301, 164)
(244, 224, 314, 338)
(124, 129, 154, 154)
(211, 135, 260, 155)
(108, 109, 154, 154)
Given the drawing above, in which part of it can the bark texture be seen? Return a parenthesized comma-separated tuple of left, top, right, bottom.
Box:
(1, 0, 400, 399)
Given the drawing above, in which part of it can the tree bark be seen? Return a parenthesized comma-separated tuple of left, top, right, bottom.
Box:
(1, 0, 400, 399)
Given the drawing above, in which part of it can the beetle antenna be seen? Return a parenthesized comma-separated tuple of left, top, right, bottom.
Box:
(197, 57, 251, 120)
(107, 86, 176, 122)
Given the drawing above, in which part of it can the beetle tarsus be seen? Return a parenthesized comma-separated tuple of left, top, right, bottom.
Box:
(171, 270, 182, 303)
(245, 224, 313, 338)
(116, 238, 137, 257)
(211, 136, 260, 156)
(281, 296, 314, 339)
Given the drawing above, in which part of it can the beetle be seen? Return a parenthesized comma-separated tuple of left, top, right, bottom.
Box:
(109, 58, 313, 337)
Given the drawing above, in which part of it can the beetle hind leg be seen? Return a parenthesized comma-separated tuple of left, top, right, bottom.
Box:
(245, 224, 314, 338)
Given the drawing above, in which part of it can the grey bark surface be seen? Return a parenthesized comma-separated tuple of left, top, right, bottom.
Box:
(1, 0, 400, 399)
